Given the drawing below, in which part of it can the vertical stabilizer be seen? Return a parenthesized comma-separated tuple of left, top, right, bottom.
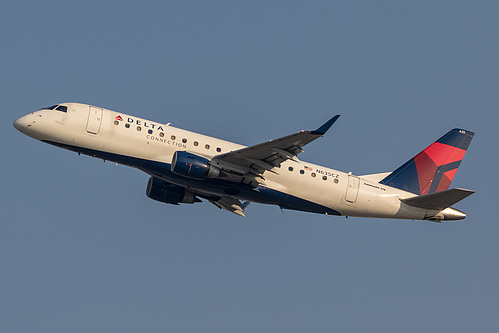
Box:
(380, 129, 474, 195)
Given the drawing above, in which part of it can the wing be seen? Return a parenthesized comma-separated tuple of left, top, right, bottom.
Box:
(209, 197, 251, 217)
(211, 115, 340, 178)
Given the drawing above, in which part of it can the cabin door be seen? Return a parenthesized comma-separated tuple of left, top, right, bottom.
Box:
(86, 106, 103, 134)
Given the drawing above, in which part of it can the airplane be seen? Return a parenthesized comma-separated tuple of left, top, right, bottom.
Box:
(13, 103, 475, 221)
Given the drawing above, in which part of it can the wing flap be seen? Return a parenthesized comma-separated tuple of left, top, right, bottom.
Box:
(400, 188, 475, 211)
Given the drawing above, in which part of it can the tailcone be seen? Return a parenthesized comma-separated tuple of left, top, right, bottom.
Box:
(442, 207, 467, 221)
(425, 207, 467, 222)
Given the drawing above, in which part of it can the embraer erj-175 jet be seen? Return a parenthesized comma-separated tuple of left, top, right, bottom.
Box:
(14, 103, 475, 221)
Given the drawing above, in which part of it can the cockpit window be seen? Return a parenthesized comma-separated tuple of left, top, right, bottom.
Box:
(40, 105, 58, 110)
(55, 105, 68, 112)
(39, 104, 68, 112)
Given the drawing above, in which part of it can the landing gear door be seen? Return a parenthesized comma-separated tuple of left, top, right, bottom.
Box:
(345, 175, 360, 203)
(86, 106, 103, 134)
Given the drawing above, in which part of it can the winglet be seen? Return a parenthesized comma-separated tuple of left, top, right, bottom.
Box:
(311, 115, 341, 135)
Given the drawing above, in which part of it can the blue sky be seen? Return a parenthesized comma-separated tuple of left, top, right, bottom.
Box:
(1, 1, 498, 332)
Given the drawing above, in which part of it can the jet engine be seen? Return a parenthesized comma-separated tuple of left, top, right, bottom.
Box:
(170, 151, 220, 180)
(146, 177, 200, 204)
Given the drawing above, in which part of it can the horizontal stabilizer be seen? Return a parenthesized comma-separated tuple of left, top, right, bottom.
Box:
(400, 188, 475, 211)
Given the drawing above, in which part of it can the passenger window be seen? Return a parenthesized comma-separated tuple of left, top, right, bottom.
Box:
(114, 121, 119, 125)
(137, 126, 141, 131)
(159, 132, 164, 137)
(216, 147, 221, 152)
(171, 135, 176, 140)
(205, 144, 210, 149)
(125, 123, 130, 128)
(182, 138, 187, 143)
(193, 141, 199, 146)
(323, 176, 327, 181)
(300, 170, 304, 174)
(148, 130, 153, 134)
(288, 166, 293, 171)
(311, 173, 316, 178)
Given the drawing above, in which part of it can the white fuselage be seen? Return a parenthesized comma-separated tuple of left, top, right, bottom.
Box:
(14, 103, 459, 220)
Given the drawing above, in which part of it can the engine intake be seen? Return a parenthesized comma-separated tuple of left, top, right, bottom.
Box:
(171, 151, 220, 180)
(146, 177, 200, 204)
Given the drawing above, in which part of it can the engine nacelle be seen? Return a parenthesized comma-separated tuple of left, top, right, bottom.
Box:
(171, 151, 220, 180)
(146, 177, 199, 204)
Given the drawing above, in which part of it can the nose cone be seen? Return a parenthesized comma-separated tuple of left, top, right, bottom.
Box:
(13, 115, 27, 132)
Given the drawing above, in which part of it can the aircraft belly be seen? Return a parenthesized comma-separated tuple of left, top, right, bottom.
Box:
(40, 137, 429, 221)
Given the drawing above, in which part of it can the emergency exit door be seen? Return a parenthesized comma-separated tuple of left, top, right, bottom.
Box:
(345, 175, 360, 203)
(86, 106, 103, 134)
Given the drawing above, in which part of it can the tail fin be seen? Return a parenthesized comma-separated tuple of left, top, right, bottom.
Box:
(380, 129, 474, 195)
